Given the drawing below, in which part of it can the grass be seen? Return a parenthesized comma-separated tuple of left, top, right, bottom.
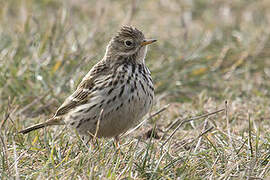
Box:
(1, 0, 270, 179)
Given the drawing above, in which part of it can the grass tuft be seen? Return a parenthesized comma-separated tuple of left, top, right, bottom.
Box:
(1, 0, 270, 179)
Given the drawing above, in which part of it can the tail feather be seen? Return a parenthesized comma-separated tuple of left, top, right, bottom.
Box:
(19, 123, 47, 134)
(19, 117, 64, 134)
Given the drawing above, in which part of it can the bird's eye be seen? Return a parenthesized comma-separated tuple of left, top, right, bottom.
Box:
(124, 40, 133, 47)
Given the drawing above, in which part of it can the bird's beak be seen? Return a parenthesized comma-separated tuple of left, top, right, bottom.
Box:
(141, 39, 157, 46)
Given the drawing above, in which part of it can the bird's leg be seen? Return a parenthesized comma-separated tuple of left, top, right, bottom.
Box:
(114, 135, 120, 148)
(114, 136, 126, 160)
(80, 135, 91, 148)
(92, 137, 100, 149)
(85, 131, 100, 150)
(81, 134, 99, 150)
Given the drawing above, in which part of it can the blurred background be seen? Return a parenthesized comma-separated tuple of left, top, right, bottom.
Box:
(1, 0, 270, 112)
(1, 0, 270, 178)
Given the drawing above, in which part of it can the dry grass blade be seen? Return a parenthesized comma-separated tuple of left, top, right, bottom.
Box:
(259, 160, 270, 178)
(184, 125, 215, 155)
(225, 100, 237, 157)
(12, 140, 20, 180)
(193, 118, 209, 153)
(1, 97, 17, 129)
(218, 159, 244, 180)
(122, 104, 170, 137)
(161, 108, 225, 147)
(248, 113, 254, 157)
(94, 109, 103, 140)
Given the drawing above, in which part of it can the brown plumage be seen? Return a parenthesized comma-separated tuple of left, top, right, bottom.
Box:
(19, 26, 156, 141)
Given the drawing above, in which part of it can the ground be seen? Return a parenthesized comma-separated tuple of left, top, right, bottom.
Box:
(1, 0, 270, 179)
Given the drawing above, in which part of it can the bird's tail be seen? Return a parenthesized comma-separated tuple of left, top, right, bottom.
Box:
(19, 117, 64, 134)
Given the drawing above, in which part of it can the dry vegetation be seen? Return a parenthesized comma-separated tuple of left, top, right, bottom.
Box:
(1, 0, 270, 179)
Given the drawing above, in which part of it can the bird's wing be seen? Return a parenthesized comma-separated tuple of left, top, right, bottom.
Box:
(54, 61, 109, 117)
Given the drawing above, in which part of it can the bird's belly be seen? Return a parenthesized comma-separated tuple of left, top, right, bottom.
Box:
(65, 80, 153, 138)
(98, 92, 152, 137)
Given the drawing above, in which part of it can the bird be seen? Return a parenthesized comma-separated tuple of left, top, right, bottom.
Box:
(19, 25, 156, 143)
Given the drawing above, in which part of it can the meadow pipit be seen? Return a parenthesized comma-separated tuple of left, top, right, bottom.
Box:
(20, 26, 156, 141)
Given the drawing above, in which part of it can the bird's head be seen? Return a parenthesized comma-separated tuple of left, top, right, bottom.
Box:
(105, 26, 156, 64)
